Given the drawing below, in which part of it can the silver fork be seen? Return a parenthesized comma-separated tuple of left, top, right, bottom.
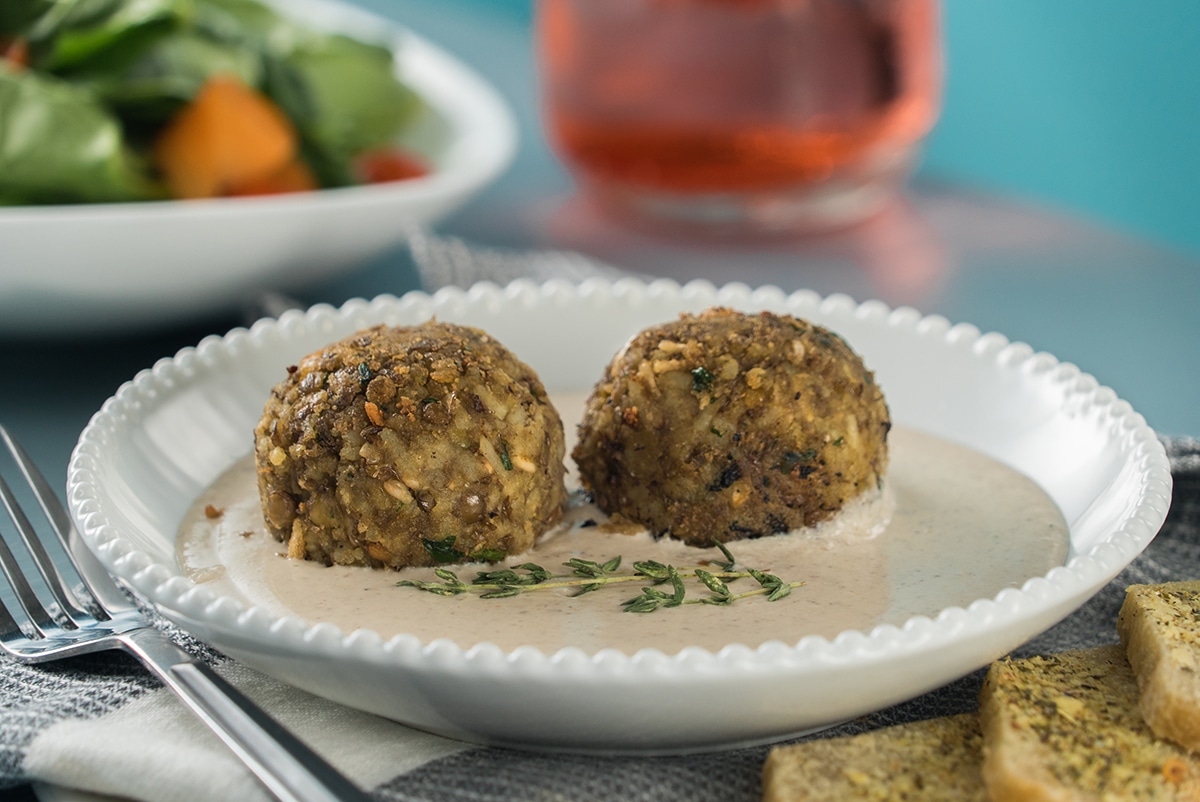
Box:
(0, 425, 373, 802)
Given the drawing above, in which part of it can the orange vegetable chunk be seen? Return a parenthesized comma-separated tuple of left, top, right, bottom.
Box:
(354, 148, 429, 184)
(226, 159, 318, 197)
(153, 75, 299, 199)
(1, 38, 30, 69)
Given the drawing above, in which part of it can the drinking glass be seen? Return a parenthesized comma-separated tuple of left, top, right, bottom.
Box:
(536, 0, 942, 234)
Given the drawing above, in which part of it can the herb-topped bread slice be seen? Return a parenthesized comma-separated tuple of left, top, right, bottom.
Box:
(761, 713, 986, 801)
(1118, 580, 1200, 752)
(979, 645, 1200, 801)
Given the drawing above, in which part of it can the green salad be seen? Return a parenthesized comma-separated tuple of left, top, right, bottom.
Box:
(0, 0, 426, 204)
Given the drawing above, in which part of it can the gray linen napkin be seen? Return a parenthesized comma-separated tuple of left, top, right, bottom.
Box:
(1, 233, 1194, 801)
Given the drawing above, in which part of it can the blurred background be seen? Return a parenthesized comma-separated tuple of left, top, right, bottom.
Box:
(315, 0, 1199, 437)
(2, 0, 1197, 481)
(925, 1, 1200, 258)
(362, 0, 1200, 257)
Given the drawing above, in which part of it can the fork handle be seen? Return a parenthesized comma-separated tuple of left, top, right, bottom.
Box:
(122, 627, 372, 802)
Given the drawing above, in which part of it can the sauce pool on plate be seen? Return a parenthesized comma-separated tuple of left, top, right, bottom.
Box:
(177, 394, 1069, 655)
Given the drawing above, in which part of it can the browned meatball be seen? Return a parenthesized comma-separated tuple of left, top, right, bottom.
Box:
(254, 322, 567, 569)
(572, 308, 890, 545)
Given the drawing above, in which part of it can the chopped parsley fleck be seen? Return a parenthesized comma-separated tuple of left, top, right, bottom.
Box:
(777, 449, 818, 473)
(499, 441, 513, 471)
(691, 366, 715, 392)
(357, 362, 372, 383)
(472, 548, 507, 563)
(421, 536, 465, 564)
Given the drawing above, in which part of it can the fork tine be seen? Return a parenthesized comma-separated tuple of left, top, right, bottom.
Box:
(0, 426, 99, 627)
(0, 592, 28, 644)
(0, 426, 75, 551)
(6, 430, 140, 625)
(0, 474, 65, 636)
(0, 430, 376, 801)
(0, 425, 133, 617)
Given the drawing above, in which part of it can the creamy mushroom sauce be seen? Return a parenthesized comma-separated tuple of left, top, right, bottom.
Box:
(177, 394, 1069, 655)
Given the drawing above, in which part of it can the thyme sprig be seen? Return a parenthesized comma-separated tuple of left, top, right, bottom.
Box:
(396, 544, 805, 613)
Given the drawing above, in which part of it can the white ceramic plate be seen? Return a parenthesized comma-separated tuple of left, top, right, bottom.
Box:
(0, 0, 516, 336)
(68, 279, 1172, 753)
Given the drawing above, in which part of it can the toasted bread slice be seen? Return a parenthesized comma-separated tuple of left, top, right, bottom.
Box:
(761, 713, 986, 801)
(1118, 580, 1200, 752)
(979, 645, 1200, 801)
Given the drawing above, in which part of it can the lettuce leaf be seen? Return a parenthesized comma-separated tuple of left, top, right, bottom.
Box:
(0, 0, 56, 36)
(27, 0, 194, 73)
(193, 0, 307, 50)
(73, 28, 260, 125)
(0, 68, 158, 203)
(2, 0, 424, 203)
(270, 33, 422, 185)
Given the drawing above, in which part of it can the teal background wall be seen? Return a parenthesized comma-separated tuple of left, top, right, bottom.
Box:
(379, 0, 1200, 257)
(922, 2, 1200, 257)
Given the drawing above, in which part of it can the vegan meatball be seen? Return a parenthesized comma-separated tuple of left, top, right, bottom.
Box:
(254, 322, 568, 569)
(572, 308, 890, 545)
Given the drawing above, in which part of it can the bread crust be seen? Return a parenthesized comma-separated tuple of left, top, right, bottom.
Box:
(762, 714, 985, 801)
(979, 645, 1200, 802)
(1118, 581, 1200, 752)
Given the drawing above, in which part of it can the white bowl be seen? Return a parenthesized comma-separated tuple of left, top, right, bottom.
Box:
(68, 279, 1172, 753)
(0, 0, 516, 336)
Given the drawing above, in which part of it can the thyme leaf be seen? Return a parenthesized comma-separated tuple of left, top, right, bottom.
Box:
(633, 560, 670, 581)
(473, 563, 552, 586)
(395, 579, 465, 596)
(396, 546, 805, 614)
(479, 587, 522, 599)
(667, 567, 686, 606)
(696, 569, 730, 597)
(767, 583, 793, 602)
(565, 557, 607, 578)
(712, 543, 737, 572)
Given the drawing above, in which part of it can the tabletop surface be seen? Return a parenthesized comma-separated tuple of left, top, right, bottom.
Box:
(1, 0, 1197, 498)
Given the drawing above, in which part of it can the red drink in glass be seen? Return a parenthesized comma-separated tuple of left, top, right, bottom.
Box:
(537, 0, 941, 233)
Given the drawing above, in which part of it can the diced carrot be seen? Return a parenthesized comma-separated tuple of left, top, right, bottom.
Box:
(1, 38, 29, 69)
(354, 148, 429, 184)
(226, 158, 318, 197)
(153, 75, 298, 199)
